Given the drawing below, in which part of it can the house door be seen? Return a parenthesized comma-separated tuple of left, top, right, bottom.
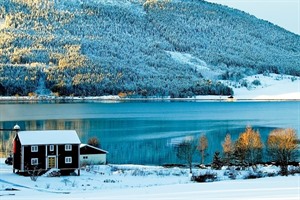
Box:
(48, 156, 56, 169)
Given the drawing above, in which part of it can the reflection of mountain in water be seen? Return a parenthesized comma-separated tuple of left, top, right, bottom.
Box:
(0, 120, 287, 165)
(35, 73, 51, 96)
(0, 101, 298, 164)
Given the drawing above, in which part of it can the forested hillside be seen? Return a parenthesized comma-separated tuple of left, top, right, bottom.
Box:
(0, 0, 299, 97)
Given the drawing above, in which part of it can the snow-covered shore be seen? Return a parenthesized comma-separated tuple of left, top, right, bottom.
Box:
(2, 176, 299, 200)
(195, 73, 300, 100)
(0, 159, 299, 200)
(1, 74, 299, 102)
(229, 73, 300, 100)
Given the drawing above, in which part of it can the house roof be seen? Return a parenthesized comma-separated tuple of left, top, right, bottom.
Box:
(17, 130, 81, 145)
(80, 144, 108, 154)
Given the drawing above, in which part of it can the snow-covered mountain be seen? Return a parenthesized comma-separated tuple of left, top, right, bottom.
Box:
(0, 0, 299, 97)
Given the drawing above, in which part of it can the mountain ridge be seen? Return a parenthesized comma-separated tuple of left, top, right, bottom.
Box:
(0, 0, 299, 97)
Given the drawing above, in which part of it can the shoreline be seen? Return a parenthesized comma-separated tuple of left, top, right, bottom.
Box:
(0, 156, 299, 200)
(0, 95, 300, 102)
(1, 74, 299, 103)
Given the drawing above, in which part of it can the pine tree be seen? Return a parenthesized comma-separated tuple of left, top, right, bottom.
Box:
(211, 151, 223, 170)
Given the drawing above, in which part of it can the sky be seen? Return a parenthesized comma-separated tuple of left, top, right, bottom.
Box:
(205, 0, 300, 35)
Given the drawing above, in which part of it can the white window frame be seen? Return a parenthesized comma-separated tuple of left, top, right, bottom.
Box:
(31, 146, 38, 152)
(65, 144, 72, 151)
(65, 157, 72, 164)
(31, 158, 38, 165)
(49, 145, 54, 151)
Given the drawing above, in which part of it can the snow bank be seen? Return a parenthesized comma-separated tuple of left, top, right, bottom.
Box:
(0, 158, 299, 200)
(194, 73, 300, 100)
(229, 73, 300, 100)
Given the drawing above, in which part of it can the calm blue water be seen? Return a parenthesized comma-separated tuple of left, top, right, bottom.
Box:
(0, 101, 299, 164)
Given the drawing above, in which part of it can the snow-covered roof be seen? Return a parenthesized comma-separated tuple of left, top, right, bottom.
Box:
(13, 124, 20, 130)
(80, 144, 108, 154)
(17, 130, 81, 145)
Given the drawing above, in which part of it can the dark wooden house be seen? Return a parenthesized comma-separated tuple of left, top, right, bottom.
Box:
(13, 130, 81, 175)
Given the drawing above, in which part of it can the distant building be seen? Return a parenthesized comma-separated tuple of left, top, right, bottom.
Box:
(13, 130, 81, 175)
(227, 95, 236, 101)
(80, 144, 108, 165)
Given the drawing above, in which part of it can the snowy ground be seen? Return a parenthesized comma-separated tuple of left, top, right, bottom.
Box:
(0, 159, 299, 199)
(228, 73, 300, 100)
(195, 73, 300, 100)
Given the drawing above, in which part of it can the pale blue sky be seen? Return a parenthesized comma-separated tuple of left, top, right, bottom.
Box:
(206, 0, 300, 35)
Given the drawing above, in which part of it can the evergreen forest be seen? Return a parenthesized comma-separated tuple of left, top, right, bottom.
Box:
(0, 0, 299, 97)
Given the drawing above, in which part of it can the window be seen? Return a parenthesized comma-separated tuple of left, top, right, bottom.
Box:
(49, 145, 54, 151)
(31, 146, 38, 152)
(65, 157, 72, 164)
(65, 144, 72, 151)
(31, 158, 38, 165)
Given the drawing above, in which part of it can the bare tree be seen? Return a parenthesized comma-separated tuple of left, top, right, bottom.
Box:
(0, 132, 14, 157)
(176, 138, 196, 173)
(87, 137, 101, 148)
(27, 166, 43, 181)
(234, 126, 263, 166)
(222, 133, 234, 166)
(197, 134, 208, 165)
(267, 128, 298, 176)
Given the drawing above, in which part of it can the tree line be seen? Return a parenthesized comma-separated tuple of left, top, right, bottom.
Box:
(176, 126, 299, 176)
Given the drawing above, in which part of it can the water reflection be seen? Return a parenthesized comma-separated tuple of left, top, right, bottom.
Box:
(0, 118, 281, 165)
(0, 101, 299, 164)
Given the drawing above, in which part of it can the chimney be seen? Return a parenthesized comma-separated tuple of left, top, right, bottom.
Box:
(13, 124, 20, 133)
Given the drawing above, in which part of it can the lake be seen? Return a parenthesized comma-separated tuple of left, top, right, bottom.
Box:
(0, 101, 299, 165)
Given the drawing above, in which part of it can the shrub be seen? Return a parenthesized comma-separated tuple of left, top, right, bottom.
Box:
(265, 172, 277, 177)
(252, 79, 261, 86)
(132, 169, 148, 176)
(87, 137, 101, 148)
(191, 171, 217, 183)
(289, 166, 300, 175)
(61, 178, 71, 186)
(28, 166, 43, 181)
(245, 172, 264, 179)
(103, 179, 118, 183)
(224, 167, 239, 180)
